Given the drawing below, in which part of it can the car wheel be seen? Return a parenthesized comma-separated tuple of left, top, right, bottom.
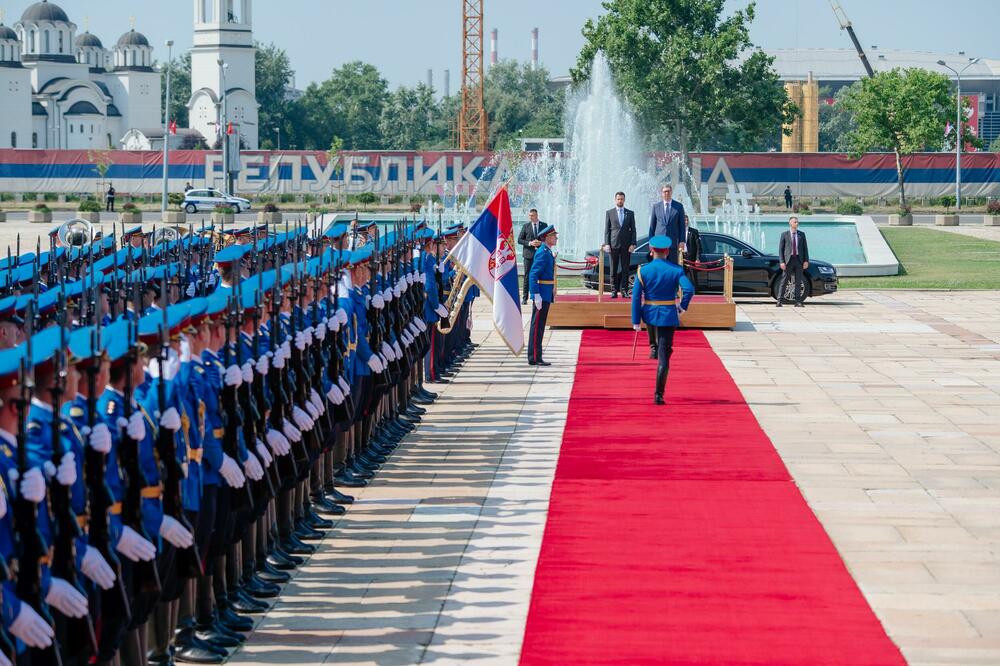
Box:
(624, 272, 635, 297)
(185, 203, 197, 214)
(772, 277, 811, 302)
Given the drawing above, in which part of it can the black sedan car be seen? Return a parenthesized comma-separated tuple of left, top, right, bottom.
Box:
(581, 232, 839, 302)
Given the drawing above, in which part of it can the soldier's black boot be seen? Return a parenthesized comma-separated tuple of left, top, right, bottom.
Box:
(654, 367, 668, 405)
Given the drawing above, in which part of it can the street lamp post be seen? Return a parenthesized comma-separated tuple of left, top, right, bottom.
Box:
(275, 126, 281, 151)
(161, 39, 173, 213)
(218, 59, 229, 193)
(937, 57, 980, 211)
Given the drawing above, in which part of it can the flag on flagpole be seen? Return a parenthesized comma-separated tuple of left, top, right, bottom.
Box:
(169, 120, 177, 135)
(447, 187, 524, 355)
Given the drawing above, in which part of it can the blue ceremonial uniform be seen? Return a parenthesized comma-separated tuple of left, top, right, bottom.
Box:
(632, 236, 695, 403)
(527, 233, 556, 365)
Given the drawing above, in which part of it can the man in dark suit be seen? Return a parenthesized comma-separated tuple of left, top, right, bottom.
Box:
(648, 184, 685, 264)
(517, 208, 543, 305)
(682, 214, 702, 290)
(645, 185, 685, 357)
(602, 191, 637, 298)
(777, 216, 809, 307)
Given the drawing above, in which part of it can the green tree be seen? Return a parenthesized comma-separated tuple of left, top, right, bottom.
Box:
(293, 61, 389, 150)
(819, 84, 858, 152)
(840, 67, 978, 207)
(159, 52, 191, 127)
(989, 135, 1000, 153)
(485, 61, 563, 148)
(573, 0, 796, 163)
(379, 83, 449, 149)
(255, 43, 295, 149)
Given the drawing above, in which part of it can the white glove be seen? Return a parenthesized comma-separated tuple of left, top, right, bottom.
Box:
(159, 407, 181, 431)
(115, 525, 156, 562)
(241, 362, 253, 384)
(315, 322, 327, 340)
(87, 423, 112, 454)
(80, 545, 117, 590)
(45, 577, 89, 618)
(272, 348, 286, 369)
(436, 262, 445, 273)
(180, 335, 193, 362)
(12, 467, 45, 503)
(127, 411, 146, 441)
(338, 375, 351, 395)
(304, 327, 314, 345)
(633, 324, 641, 331)
(408, 322, 420, 338)
(162, 353, 180, 381)
(326, 384, 345, 405)
(295, 331, 307, 351)
(380, 341, 394, 361)
(310, 388, 326, 415)
(159, 515, 195, 549)
(219, 454, 246, 488)
(393, 283, 403, 298)
(435, 304, 449, 318)
(534, 294, 543, 310)
(393, 341, 403, 358)
(282, 418, 302, 443)
(372, 294, 385, 309)
(280, 340, 291, 358)
(419, 272, 427, 284)
(186, 282, 196, 298)
(336, 308, 348, 326)
(406, 272, 414, 285)
(224, 364, 243, 387)
(256, 355, 270, 375)
(56, 452, 77, 486)
(383, 287, 393, 302)
(9, 602, 54, 648)
(255, 440, 273, 467)
(243, 452, 264, 481)
(304, 400, 319, 421)
(415, 317, 427, 332)
(676, 305, 686, 317)
(266, 429, 291, 456)
(0, 485, 5, 520)
(328, 315, 341, 332)
(367, 355, 383, 373)
(292, 406, 314, 431)
(401, 330, 413, 346)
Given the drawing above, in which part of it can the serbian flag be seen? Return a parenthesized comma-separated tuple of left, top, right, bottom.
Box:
(448, 186, 524, 355)
(169, 120, 177, 134)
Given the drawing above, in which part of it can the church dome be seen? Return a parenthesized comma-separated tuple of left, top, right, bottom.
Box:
(0, 25, 17, 40)
(75, 31, 103, 48)
(116, 29, 149, 47)
(20, 0, 70, 23)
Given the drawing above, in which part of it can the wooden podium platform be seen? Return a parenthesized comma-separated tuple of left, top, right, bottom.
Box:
(547, 294, 736, 330)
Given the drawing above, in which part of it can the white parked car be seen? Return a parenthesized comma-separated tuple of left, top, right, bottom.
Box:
(182, 189, 251, 214)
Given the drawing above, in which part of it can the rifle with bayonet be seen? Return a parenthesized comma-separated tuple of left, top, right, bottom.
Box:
(222, 295, 253, 512)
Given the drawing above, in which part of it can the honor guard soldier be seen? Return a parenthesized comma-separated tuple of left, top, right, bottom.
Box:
(527, 224, 557, 366)
(631, 235, 694, 405)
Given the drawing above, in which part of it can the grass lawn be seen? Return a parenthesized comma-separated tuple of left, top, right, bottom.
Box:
(840, 227, 1000, 290)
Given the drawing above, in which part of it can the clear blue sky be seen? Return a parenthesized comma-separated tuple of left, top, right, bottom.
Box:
(14, 0, 999, 89)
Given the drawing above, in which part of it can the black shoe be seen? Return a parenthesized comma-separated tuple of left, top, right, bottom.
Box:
(174, 643, 225, 664)
(347, 463, 375, 479)
(175, 627, 228, 657)
(611, 292, 618, 299)
(305, 511, 334, 530)
(536, 360, 551, 366)
(294, 525, 324, 542)
(775, 301, 783, 307)
(649, 349, 657, 359)
(272, 545, 304, 566)
(312, 496, 346, 516)
(794, 302, 804, 308)
(417, 388, 438, 400)
(194, 625, 241, 649)
(528, 360, 536, 366)
(230, 589, 269, 614)
(243, 576, 280, 599)
(327, 487, 354, 504)
(212, 619, 247, 643)
(257, 561, 291, 584)
(281, 535, 315, 555)
(654, 394, 665, 405)
(266, 550, 296, 571)
(219, 607, 255, 632)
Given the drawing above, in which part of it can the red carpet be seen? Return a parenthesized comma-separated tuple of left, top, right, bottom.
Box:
(519, 329, 904, 665)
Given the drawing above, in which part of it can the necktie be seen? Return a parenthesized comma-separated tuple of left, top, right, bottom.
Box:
(792, 232, 798, 256)
(617, 208, 623, 226)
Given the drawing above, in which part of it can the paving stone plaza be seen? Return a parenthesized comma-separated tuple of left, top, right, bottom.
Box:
(210, 290, 1000, 666)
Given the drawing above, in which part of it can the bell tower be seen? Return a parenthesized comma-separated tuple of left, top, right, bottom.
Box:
(189, 0, 258, 150)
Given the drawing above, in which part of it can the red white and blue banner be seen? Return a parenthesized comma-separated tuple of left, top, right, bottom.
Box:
(447, 187, 524, 356)
(0, 149, 997, 199)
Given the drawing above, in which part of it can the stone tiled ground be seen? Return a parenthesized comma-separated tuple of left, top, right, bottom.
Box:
(709, 291, 1000, 666)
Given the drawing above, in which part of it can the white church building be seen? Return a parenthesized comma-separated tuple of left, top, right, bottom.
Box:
(0, 0, 259, 151)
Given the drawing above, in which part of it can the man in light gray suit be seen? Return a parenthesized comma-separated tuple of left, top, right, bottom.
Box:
(648, 184, 686, 265)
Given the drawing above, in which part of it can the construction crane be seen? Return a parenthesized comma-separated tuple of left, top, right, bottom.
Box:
(829, 0, 875, 77)
(459, 0, 488, 151)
